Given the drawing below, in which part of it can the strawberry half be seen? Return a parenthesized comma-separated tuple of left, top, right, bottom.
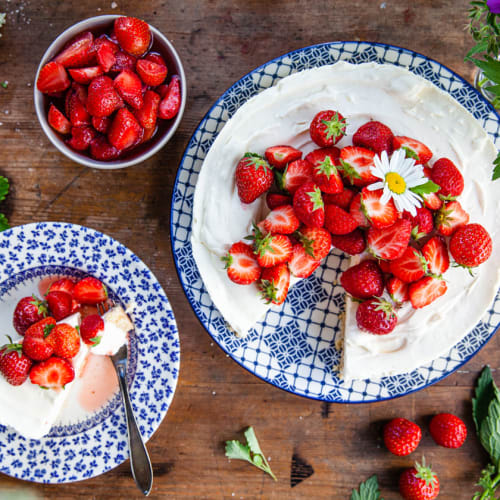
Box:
(288, 243, 322, 278)
(158, 75, 181, 120)
(277, 159, 314, 194)
(136, 59, 167, 86)
(87, 75, 123, 118)
(259, 263, 290, 304)
(90, 136, 121, 161)
(92, 116, 111, 134)
(114, 16, 152, 57)
(264, 145, 302, 170)
(108, 108, 143, 151)
(69, 66, 103, 84)
(309, 110, 347, 147)
(306, 147, 343, 194)
(386, 276, 409, 304)
(46, 291, 73, 321)
(235, 153, 274, 204)
(324, 204, 358, 235)
(296, 226, 332, 260)
(114, 69, 144, 109)
(263, 205, 300, 235)
(80, 314, 105, 346)
(53, 31, 94, 68)
(37, 62, 71, 94)
(293, 182, 325, 227)
(389, 247, 427, 283)
(393, 136, 432, 165)
(352, 120, 394, 155)
(409, 276, 447, 309)
(222, 242, 261, 285)
(135, 90, 160, 130)
(65, 85, 90, 127)
(330, 229, 366, 255)
(48, 278, 75, 295)
(48, 105, 71, 134)
(361, 187, 398, 229)
(96, 37, 118, 72)
(29, 356, 75, 389)
(73, 277, 107, 304)
(339, 146, 378, 187)
(253, 233, 292, 268)
(435, 200, 469, 236)
(349, 193, 370, 228)
(402, 206, 434, 240)
(422, 236, 450, 276)
(67, 125, 96, 151)
(367, 218, 412, 261)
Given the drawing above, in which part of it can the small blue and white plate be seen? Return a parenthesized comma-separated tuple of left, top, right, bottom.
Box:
(0, 222, 180, 483)
(171, 42, 500, 403)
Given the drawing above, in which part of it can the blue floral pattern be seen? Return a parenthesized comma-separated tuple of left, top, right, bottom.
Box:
(171, 42, 500, 403)
(0, 223, 180, 483)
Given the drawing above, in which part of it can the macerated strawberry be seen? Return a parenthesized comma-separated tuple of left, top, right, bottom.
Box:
(393, 136, 433, 164)
(341, 260, 384, 299)
(265, 145, 302, 170)
(361, 187, 398, 229)
(384, 418, 422, 456)
(431, 157, 464, 197)
(322, 187, 355, 210)
(65, 87, 90, 127)
(235, 153, 274, 204)
(330, 229, 366, 255)
(389, 247, 426, 283)
(293, 182, 325, 227)
(296, 226, 331, 260)
(29, 356, 75, 389)
(45, 323, 80, 359)
(90, 136, 121, 161)
(114, 16, 151, 57)
(265, 192, 292, 210)
(135, 90, 160, 129)
(69, 66, 103, 84)
(422, 236, 449, 275)
(48, 105, 71, 134)
(80, 314, 105, 346)
(254, 233, 292, 268)
(409, 276, 447, 309)
(429, 413, 467, 449)
(399, 461, 440, 500)
(353, 121, 394, 155)
(158, 75, 181, 120)
(136, 59, 167, 86)
(92, 116, 111, 133)
(356, 297, 397, 335)
(67, 125, 96, 151)
(435, 200, 469, 236)
(0, 340, 33, 386)
(309, 110, 346, 147)
(367, 218, 412, 261)
(113, 69, 143, 109)
(46, 291, 73, 321)
(421, 166, 443, 211)
(259, 262, 290, 304)
(222, 242, 261, 285)
(96, 37, 119, 72)
(53, 31, 93, 68)
(145, 52, 166, 67)
(263, 205, 300, 235)
(386, 276, 409, 304)
(324, 204, 358, 235)
(278, 159, 314, 194)
(48, 278, 75, 295)
(288, 243, 322, 278)
(37, 62, 71, 94)
(110, 50, 137, 73)
(73, 277, 107, 304)
(339, 146, 378, 187)
(87, 75, 123, 117)
(449, 223, 492, 268)
(108, 108, 143, 150)
(349, 193, 370, 228)
(402, 207, 434, 240)
(306, 147, 343, 194)
(140, 124, 157, 144)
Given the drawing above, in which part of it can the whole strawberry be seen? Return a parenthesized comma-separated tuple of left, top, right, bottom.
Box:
(13, 295, 48, 335)
(114, 16, 151, 57)
(449, 223, 492, 268)
(259, 263, 290, 305)
(46, 291, 73, 321)
(0, 338, 33, 386)
(309, 110, 346, 148)
(403, 207, 434, 240)
(384, 418, 422, 456)
(330, 229, 366, 255)
(235, 153, 274, 204)
(293, 182, 325, 227)
(46, 323, 81, 359)
(356, 297, 397, 335)
(324, 204, 358, 235)
(431, 157, 464, 197)
(340, 260, 384, 299)
(353, 120, 394, 155)
(429, 413, 467, 448)
(399, 460, 440, 500)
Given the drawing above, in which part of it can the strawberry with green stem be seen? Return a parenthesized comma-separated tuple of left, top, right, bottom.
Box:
(293, 182, 325, 228)
(235, 153, 274, 204)
(309, 110, 347, 148)
(399, 459, 440, 500)
(0, 336, 33, 386)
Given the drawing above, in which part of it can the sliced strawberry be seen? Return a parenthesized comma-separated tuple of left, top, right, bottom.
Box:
(386, 276, 409, 304)
(135, 90, 160, 130)
(288, 243, 322, 278)
(222, 242, 261, 285)
(69, 66, 103, 84)
(378, 259, 392, 273)
(324, 204, 358, 235)
(367, 218, 412, 261)
(263, 205, 300, 235)
(265, 192, 292, 210)
(140, 124, 157, 144)
(264, 145, 302, 170)
(46, 291, 73, 321)
(352, 120, 394, 155)
(296, 226, 332, 260)
(402, 206, 434, 240)
(73, 277, 107, 305)
(158, 75, 181, 119)
(409, 276, 447, 309)
(66, 125, 96, 151)
(96, 37, 118, 72)
(113, 69, 143, 110)
(114, 16, 151, 57)
(349, 193, 370, 228)
(277, 159, 314, 194)
(309, 110, 346, 147)
(422, 166, 443, 211)
(389, 247, 426, 283)
(90, 136, 121, 161)
(48, 278, 75, 295)
(393, 136, 433, 165)
(87, 75, 123, 118)
(145, 52, 166, 67)
(306, 147, 343, 194)
(136, 59, 167, 86)
(110, 50, 137, 73)
(361, 187, 398, 229)
(293, 182, 325, 228)
(254, 233, 292, 268)
(431, 158, 464, 197)
(37, 62, 70, 94)
(422, 236, 450, 276)
(330, 229, 366, 255)
(339, 146, 378, 187)
(53, 31, 93, 68)
(322, 187, 355, 210)
(108, 108, 143, 151)
(48, 105, 71, 134)
(29, 356, 75, 389)
(65, 87, 90, 126)
(92, 116, 111, 133)
(80, 314, 105, 346)
(259, 262, 290, 304)
(435, 200, 469, 236)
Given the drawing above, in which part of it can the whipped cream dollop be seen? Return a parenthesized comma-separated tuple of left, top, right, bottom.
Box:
(91, 306, 132, 356)
(191, 61, 500, 380)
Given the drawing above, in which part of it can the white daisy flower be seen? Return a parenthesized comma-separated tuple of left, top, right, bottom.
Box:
(367, 149, 428, 216)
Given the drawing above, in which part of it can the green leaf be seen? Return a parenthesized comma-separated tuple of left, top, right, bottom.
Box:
(402, 146, 419, 161)
(351, 475, 383, 500)
(0, 176, 9, 202)
(480, 397, 500, 467)
(244, 426, 263, 457)
(470, 56, 500, 85)
(409, 179, 440, 196)
(466, 40, 489, 60)
(473, 366, 499, 433)
(225, 440, 252, 462)
(0, 214, 9, 232)
(493, 153, 500, 181)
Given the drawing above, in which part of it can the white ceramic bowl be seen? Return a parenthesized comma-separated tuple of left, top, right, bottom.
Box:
(34, 15, 187, 169)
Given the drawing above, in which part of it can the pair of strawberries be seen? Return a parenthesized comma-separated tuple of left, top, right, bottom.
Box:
(37, 16, 181, 160)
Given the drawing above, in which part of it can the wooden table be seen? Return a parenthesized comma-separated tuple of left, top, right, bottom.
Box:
(0, 0, 496, 498)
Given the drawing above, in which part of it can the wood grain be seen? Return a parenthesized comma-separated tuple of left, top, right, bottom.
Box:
(0, 0, 496, 498)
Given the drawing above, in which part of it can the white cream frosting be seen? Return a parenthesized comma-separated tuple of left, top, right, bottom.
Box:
(191, 61, 500, 380)
(91, 306, 131, 356)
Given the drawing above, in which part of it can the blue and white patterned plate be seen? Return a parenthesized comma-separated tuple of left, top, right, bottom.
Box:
(171, 42, 500, 403)
(0, 222, 180, 483)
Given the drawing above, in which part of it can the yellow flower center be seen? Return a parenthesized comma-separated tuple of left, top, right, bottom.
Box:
(385, 172, 406, 194)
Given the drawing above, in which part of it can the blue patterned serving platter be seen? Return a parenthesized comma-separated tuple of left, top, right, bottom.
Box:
(0, 222, 180, 483)
(171, 41, 500, 403)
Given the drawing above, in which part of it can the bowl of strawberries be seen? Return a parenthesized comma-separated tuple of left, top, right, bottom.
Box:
(34, 15, 186, 169)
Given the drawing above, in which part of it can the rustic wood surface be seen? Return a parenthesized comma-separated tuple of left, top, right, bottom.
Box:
(0, 0, 497, 498)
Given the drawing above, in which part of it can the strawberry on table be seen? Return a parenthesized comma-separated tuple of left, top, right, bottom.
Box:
(29, 356, 75, 389)
(322, 187, 355, 210)
(73, 277, 107, 305)
(403, 207, 434, 240)
(114, 16, 151, 57)
(222, 242, 261, 285)
(367, 218, 412, 261)
(356, 297, 397, 335)
(53, 31, 94, 68)
(45, 323, 81, 359)
(295, 226, 332, 260)
(422, 236, 449, 276)
(277, 159, 314, 194)
(339, 146, 378, 187)
(306, 147, 343, 194)
(259, 262, 290, 305)
(293, 182, 325, 227)
(69, 66, 103, 84)
(264, 145, 302, 169)
(389, 247, 427, 283)
(387, 276, 410, 304)
(361, 187, 398, 229)
(108, 108, 143, 150)
(263, 205, 300, 235)
(158, 75, 181, 120)
(349, 193, 370, 228)
(341, 260, 384, 299)
(135, 90, 160, 130)
(383, 418, 422, 456)
(235, 153, 274, 204)
(399, 460, 440, 500)
(0, 338, 33, 386)
(393, 136, 433, 165)
(429, 413, 467, 448)
(409, 276, 447, 309)
(324, 204, 358, 235)
(13, 296, 48, 335)
(86, 75, 123, 117)
(37, 62, 71, 94)
(449, 223, 492, 268)
(352, 120, 394, 155)
(265, 192, 292, 210)
(288, 243, 322, 278)
(309, 110, 346, 148)
(46, 291, 73, 321)
(435, 200, 469, 236)
(136, 59, 168, 86)
(431, 157, 464, 197)
(80, 314, 105, 346)
(330, 229, 366, 255)
(48, 105, 71, 135)
(113, 69, 144, 109)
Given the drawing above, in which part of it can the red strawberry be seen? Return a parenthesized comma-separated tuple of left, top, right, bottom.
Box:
(140, 124, 157, 144)
(46, 291, 73, 321)
(259, 263, 290, 304)
(339, 146, 378, 186)
(387, 276, 410, 304)
(352, 120, 394, 155)
(449, 223, 492, 268)
(263, 205, 300, 235)
(431, 157, 464, 197)
(402, 207, 434, 240)
(422, 236, 449, 275)
(49, 278, 75, 295)
(322, 187, 355, 210)
(378, 259, 392, 273)
(108, 108, 143, 150)
(145, 52, 166, 67)
(356, 297, 397, 335)
(399, 461, 440, 500)
(349, 193, 370, 228)
(383, 418, 422, 456)
(306, 147, 343, 194)
(80, 314, 105, 346)
(73, 277, 107, 304)
(254, 233, 292, 268)
(68, 66, 103, 84)
(96, 37, 118, 72)
(265, 192, 292, 210)
(264, 145, 302, 170)
(13, 296, 48, 335)
(361, 187, 398, 229)
(92, 116, 111, 133)
(136, 59, 167, 86)
(330, 229, 366, 255)
(421, 166, 442, 211)
(293, 182, 325, 227)
(135, 90, 160, 130)
(113, 69, 143, 109)
(435, 200, 469, 236)
(158, 75, 181, 119)
(296, 226, 332, 260)
(278, 159, 314, 194)
(65, 87, 90, 127)
(309, 110, 346, 147)
(37, 62, 71, 94)
(110, 50, 137, 73)
(409, 276, 447, 309)
(90, 136, 121, 161)
(288, 243, 322, 278)
(114, 17, 151, 57)
(222, 242, 261, 285)
(324, 204, 358, 235)
(24, 317, 57, 338)
(235, 153, 274, 204)
(429, 413, 467, 448)
(367, 218, 412, 260)
(393, 136, 433, 164)
(0, 339, 33, 386)
(48, 105, 71, 134)
(67, 125, 96, 151)
(22, 318, 57, 361)
(340, 260, 384, 299)
(53, 31, 93, 68)
(45, 323, 81, 359)
(29, 356, 75, 389)
(389, 247, 426, 283)
(87, 75, 123, 117)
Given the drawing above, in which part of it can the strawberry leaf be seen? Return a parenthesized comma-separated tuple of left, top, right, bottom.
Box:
(473, 366, 500, 433)
(0, 176, 9, 202)
(0, 213, 9, 232)
(409, 180, 440, 196)
(492, 152, 500, 181)
(480, 398, 500, 468)
(350, 475, 383, 500)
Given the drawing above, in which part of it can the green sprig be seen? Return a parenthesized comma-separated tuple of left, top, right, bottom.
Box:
(351, 475, 383, 500)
